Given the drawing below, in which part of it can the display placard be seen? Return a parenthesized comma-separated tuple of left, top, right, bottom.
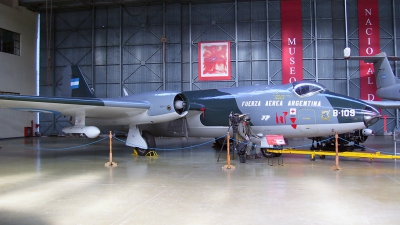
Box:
(265, 135, 286, 146)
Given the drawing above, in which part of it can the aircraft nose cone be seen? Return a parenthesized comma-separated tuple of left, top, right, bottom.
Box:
(363, 105, 380, 127)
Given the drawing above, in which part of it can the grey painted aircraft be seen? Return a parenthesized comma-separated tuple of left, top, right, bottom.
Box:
(0, 65, 380, 156)
(344, 50, 400, 108)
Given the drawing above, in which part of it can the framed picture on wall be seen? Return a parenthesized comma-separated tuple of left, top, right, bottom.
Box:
(198, 41, 231, 81)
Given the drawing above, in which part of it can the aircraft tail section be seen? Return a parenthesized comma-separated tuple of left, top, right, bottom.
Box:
(61, 65, 95, 98)
(345, 49, 400, 100)
(345, 51, 400, 89)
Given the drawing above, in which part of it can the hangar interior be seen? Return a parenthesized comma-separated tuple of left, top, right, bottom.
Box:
(2, 1, 400, 224)
(8, 0, 398, 137)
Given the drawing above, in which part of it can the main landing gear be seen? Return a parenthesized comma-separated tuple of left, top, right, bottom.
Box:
(310, 138, 361, 152)
(133, 131, 156, 156)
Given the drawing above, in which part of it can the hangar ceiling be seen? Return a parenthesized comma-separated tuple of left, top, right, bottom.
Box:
(19, 0, 239, 12)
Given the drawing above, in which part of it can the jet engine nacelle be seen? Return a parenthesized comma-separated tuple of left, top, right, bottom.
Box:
(143, 92, 187, 117)
(342, 128, 374, 144)
(360, 128, 374, 136)
(62, 126, 101, 138)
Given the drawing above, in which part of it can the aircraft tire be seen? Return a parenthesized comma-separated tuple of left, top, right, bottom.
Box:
(136, 131, 156, 156)
(261, 148, 275, 158)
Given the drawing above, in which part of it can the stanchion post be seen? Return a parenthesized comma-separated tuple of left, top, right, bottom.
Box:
(394, 130, 397, 160)
(330, 132, 341, 170)
(109, 131, 112, 162)
(105, 131, 118, 167)
(223, 132, 235, 170)
(383, 115, 388, 133)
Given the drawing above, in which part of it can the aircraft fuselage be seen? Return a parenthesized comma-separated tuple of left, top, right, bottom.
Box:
(141, 81, 380, 146)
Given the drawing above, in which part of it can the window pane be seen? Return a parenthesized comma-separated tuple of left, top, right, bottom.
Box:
(0, 28, 20, 56)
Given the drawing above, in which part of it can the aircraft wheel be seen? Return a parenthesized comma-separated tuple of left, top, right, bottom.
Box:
(136, 131, 156, 156)
(310, 155, 316, 161)
(261, 148, 275, 158)
(319, 155, 326, 160)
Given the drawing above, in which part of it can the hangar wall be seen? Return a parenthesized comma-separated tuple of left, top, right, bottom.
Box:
(38, 0, 400, 135)
(0, 4, 38, 138)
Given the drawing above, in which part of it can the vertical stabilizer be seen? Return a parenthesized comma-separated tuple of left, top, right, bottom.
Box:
(369, 52, 398, 89)
(345, 52, 399, 88)
(61, 65, 95, 98)
(345, 50, 400, 100)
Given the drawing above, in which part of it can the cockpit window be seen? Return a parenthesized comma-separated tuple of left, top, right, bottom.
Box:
(292, 82, 325, 97)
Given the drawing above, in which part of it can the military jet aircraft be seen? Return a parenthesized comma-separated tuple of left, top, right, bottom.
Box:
(344, 49, 400, 108)
(0, 65, 380, 156)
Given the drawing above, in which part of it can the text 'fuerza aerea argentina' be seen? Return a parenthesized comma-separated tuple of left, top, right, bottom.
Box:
(241, 100, 322, 107)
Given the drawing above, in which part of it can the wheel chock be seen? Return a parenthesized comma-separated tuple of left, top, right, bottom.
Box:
(132, 148, 138, 156)
(145, 151, 158, 157)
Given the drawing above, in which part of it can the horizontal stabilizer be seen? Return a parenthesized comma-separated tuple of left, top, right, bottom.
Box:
(364, 100, 400, 109)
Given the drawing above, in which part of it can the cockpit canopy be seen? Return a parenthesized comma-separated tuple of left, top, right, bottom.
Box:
(292, 81, 326, 97)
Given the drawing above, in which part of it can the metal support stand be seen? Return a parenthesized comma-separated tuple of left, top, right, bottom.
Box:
(218, 112, 240, 162)
(105, 131, 118, 167)
(267, 156, 273, 166)
(267, 150, 283, 166)
(223, 132, 235, 170)
(330, 132, 342, 171)
(393, 129, 400, 161)
(394, 130, 397, 158)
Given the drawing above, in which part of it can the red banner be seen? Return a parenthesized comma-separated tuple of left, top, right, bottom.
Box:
(358, 0, 380, 101)
(281, 0, 303, 84)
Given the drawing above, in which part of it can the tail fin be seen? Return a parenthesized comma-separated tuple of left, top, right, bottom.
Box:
(61, 65, 95, 98)
(345, 50, 400, 100)
(345, 51, 400, 89)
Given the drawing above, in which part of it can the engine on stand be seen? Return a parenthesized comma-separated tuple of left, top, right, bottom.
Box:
(309, 129, 374, 152)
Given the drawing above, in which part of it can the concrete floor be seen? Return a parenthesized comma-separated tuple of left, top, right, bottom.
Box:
(1, 135, 400, 225)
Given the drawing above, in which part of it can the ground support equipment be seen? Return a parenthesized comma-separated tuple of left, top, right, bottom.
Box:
(266, 148, 400, 162)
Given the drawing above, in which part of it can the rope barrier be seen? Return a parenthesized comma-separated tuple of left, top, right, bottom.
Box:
(113, 135, 227, 151)
(0, 136, 109, 151)
(0, 134, 398, 156)
(337, 136, 400, 155)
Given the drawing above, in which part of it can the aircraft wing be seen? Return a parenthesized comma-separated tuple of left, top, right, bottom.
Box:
(0, 95, 150, 118)
(363, 100, 400, 109)
(0, 90, 187, 147)
(0, 90, 188, 126)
